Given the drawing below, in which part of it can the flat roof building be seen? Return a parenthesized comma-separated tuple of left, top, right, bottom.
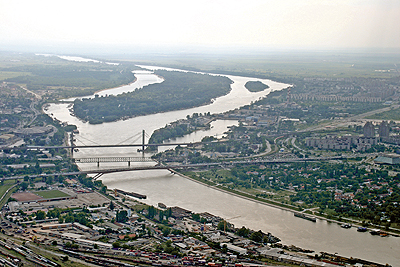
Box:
(374, 154, 400, 165)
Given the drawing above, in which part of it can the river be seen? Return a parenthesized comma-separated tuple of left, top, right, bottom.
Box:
(45, 64, 399, 266)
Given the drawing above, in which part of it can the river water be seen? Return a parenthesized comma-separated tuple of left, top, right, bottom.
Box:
(45, 65, 400, 266)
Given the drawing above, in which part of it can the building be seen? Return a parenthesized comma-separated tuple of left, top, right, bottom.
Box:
(306, 136, 377, 151)
(378, 121, 390, 138)
(363, 122, 375, 137)
(374, 154, 400, 165)
(220, 243, 247, 255)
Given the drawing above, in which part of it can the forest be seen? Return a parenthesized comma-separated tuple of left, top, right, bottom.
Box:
(244, 81, 269, 92)
(73, 70, 232, 124)
(0, 53, 138, 98)
(6, 65, 135, 97)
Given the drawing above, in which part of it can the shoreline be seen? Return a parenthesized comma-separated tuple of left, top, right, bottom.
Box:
(93, 76, 138, 95)
(169, 168, 298, 213)
(170, 169, 400, 236)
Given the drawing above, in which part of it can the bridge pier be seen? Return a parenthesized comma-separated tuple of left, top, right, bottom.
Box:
(97, 160, 100, 167)
(128, 161, 130, 167)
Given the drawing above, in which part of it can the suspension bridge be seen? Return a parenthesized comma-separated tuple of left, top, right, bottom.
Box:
(27, 129, 214, 154)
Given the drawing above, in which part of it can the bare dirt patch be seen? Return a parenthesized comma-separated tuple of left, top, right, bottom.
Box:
(11, 192, 43, 202)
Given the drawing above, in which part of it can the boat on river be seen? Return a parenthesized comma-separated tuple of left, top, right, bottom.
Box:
(379, 231, 389, 237)
(341, 223, 352, 229)
(357, 227, 368, 232)
(369, 229, 389, 237)
(294, 212, 316, 222)
(370, 229, 381, 235)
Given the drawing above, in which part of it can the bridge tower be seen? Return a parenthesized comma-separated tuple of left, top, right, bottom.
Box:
(142, 129, 145, 157)
(70, 132, 75, 157)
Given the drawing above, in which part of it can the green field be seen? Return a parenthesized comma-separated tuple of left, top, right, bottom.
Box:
(115, 51, 400, 79)
(35, 190, 70, 199)
(367, 106, 400, 121)
(0, 184, 17, 208)
(0, 185, 13, 197)
(0, 71, 30, 80)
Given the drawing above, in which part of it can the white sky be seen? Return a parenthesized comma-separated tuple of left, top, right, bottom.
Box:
(1, 0, 399, 50)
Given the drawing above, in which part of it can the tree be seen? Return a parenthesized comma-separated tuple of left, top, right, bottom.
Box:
(109, 201, 115, 211)
(35, 210, 46, 220)
(46, 176, 53, 185)
(217, 220, 225, 231)
(116, 210, 128, 223)
(20, 181, 29, 191)
(250, 230, 264, 243)
(147, 206, 156, 219)
(237, 226, 250, 237)
(100, 186, 107, 194)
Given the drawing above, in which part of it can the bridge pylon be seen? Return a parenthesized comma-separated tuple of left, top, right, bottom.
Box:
(70, 132, 75, 157)
(142, 129, 145, 157)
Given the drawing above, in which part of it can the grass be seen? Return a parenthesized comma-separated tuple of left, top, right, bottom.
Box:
(116, 51, 400, 79)
(0, 183, 17, 208)
(182, 171, 301, 211)
(367, 106, 400, 121)
(34, 190, 70, 199)
(0, 184, 13, 197)
(0, 71, 30, 80)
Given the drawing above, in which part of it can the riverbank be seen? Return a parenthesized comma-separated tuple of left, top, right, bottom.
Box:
(170, 169, 300, 212)
(93, 76, 138, 95)
(170, 169, 400, 237)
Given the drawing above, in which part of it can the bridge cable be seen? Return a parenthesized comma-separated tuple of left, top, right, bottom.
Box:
(115, 131, 142, 145)
(74, 138, 88, 147)
(128, 135, 143, 145)
(75, 135, 101, 145)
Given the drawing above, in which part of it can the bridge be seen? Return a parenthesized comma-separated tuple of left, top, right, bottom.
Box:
(73, 155, 353, 167)
(73, 156, 155, 166)
(27, 142, 203, 150)
(2, 155, 361, 182)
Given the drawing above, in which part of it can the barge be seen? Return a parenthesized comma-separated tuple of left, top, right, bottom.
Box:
(115, 189, 147, 199)
(294, 212, 316, 222)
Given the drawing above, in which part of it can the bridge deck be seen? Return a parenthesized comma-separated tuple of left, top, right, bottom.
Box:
(74, 157, 154, 163)
(2, 155, 362, 181)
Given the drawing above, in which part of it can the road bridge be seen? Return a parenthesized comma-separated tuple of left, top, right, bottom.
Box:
(2, 155, 362, 181)
(73, 156, 155, 167)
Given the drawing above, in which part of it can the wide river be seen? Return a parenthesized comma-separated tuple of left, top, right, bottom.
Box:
(45, 65, 399, 266)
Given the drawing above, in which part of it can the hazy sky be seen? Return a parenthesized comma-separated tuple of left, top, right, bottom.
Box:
(1, 0, 399, 51)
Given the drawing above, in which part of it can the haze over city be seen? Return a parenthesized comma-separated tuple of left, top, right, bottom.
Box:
(1, 0, 400, 53)
(0, 1, 400, 267)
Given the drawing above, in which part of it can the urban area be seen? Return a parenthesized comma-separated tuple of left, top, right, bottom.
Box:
(0, 52, 399, 267)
